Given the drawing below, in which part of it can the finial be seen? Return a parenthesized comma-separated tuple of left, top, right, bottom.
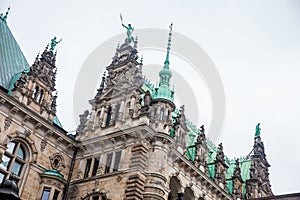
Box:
(158, 23, 173, 88)
(3, 7, 10, 21)
(34, 52, 40, 63)
(96, 71, 106, 97)
(112, 43, 120, 63)
(50, 36, 62, 52)
(140, 55, 143, 64)
(164, 22, 173, 68)
(134, 36, 138, 48)
(254, 123, 261, 138)
(44, 44, 49, 52)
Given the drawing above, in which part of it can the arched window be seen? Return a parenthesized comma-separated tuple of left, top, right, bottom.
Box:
(168, 176, 182, 200)
(183, 187, 195, 200)
(0, 141, 27, 184)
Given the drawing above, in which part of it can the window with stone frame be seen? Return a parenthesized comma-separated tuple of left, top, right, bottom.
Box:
(40, 187, 61, 200)
(83, 158, 92, 178)
(40, 187, 51, 200)
(104, 150, 122, 174)
(114, 103, 121, 122)
(0, 141, 27, 184)
(83, 155, 101, 178)
(105, 106, 112, 126)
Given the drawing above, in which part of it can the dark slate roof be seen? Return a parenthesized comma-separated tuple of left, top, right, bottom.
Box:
(0, 14, 29, 89)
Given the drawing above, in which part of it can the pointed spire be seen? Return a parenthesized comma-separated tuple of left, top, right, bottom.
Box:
(140, 55, 143, 64)
(112, 43, 120, 62)
(158, 23, 173, 87)
(3, 7, 10, 21)
(96, 71, 106, 97)
(51, 92, 58, 114)
(44, 44, 49, 52)
(164, 22, 173, 68)
(134, 36, 138, 48)
(34, 52, 40, 64)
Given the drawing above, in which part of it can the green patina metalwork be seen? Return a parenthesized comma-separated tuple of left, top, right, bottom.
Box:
(120, 14, 135, 44)
(50, 36, 62, 52)
(142, 78, 252, 196)
(0, 17, 64, 128)
(152, 23, 174, 102)
(43, 169, 64, 179)
(182, 117, 252, 195)
(255, 123, 261, 138)
(0, 11, 29, 89)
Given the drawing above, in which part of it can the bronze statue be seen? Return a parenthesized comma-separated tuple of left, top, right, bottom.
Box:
(120, 14, 135, 44)
(50, 36, 62, 52)
(255, 123, 261, 138)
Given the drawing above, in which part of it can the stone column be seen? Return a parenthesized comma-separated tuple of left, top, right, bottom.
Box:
(119, 100, 125, 120)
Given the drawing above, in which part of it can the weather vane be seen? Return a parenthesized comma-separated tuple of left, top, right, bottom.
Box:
(120, 14, 134, 44)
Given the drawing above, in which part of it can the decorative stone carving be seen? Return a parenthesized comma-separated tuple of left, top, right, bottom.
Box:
(23, 129, 32, 137)
(4, 117, 12, 130)
(49, 153, 66, 172)
(34, 122, 42, 130)
(77, 110, 89, 135)
(40, 139, 47, 152)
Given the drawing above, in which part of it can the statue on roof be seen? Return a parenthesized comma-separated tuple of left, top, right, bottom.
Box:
(120, 14, 135, 44)
(50, 37, 62, 52)
(255, 123, 261, 138)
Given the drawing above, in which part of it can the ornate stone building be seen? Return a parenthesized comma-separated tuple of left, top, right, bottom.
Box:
(0, 9, 274, 200)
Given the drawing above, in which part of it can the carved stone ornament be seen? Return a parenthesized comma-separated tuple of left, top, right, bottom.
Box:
(49, 153, 65, 172)
(4, 117, 12, 130)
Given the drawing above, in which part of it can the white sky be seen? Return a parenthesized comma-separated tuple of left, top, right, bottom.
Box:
(1, 0, 300, 195)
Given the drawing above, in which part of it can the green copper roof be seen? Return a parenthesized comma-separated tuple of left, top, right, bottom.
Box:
(0, 10, 29, 89)
(182, 117, 252, 195)
(153, 23, 174, 102)
(53, 116, 63, 128)
(43, 170, 64, 179)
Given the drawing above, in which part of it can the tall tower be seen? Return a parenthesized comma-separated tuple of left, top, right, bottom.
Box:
(11, 38, 61, 122)
(245, 124, 273, 199)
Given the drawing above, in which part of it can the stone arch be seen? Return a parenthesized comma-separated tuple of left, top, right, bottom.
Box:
(9, 130, 38, 163)
(168, 176, 182, 200)
(184, 187, 195, 200)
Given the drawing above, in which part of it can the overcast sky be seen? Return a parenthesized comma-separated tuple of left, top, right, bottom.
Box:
(1, 0, 300, 195)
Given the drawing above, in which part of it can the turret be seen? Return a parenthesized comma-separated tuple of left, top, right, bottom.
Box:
(194, 125, 209, 173)
(245, 123, 273, 199)
(214, 143, 228, 190)
(11, 37, 62, 122)
(76, 18, 144, 139)
(150, 23, 176, 136)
